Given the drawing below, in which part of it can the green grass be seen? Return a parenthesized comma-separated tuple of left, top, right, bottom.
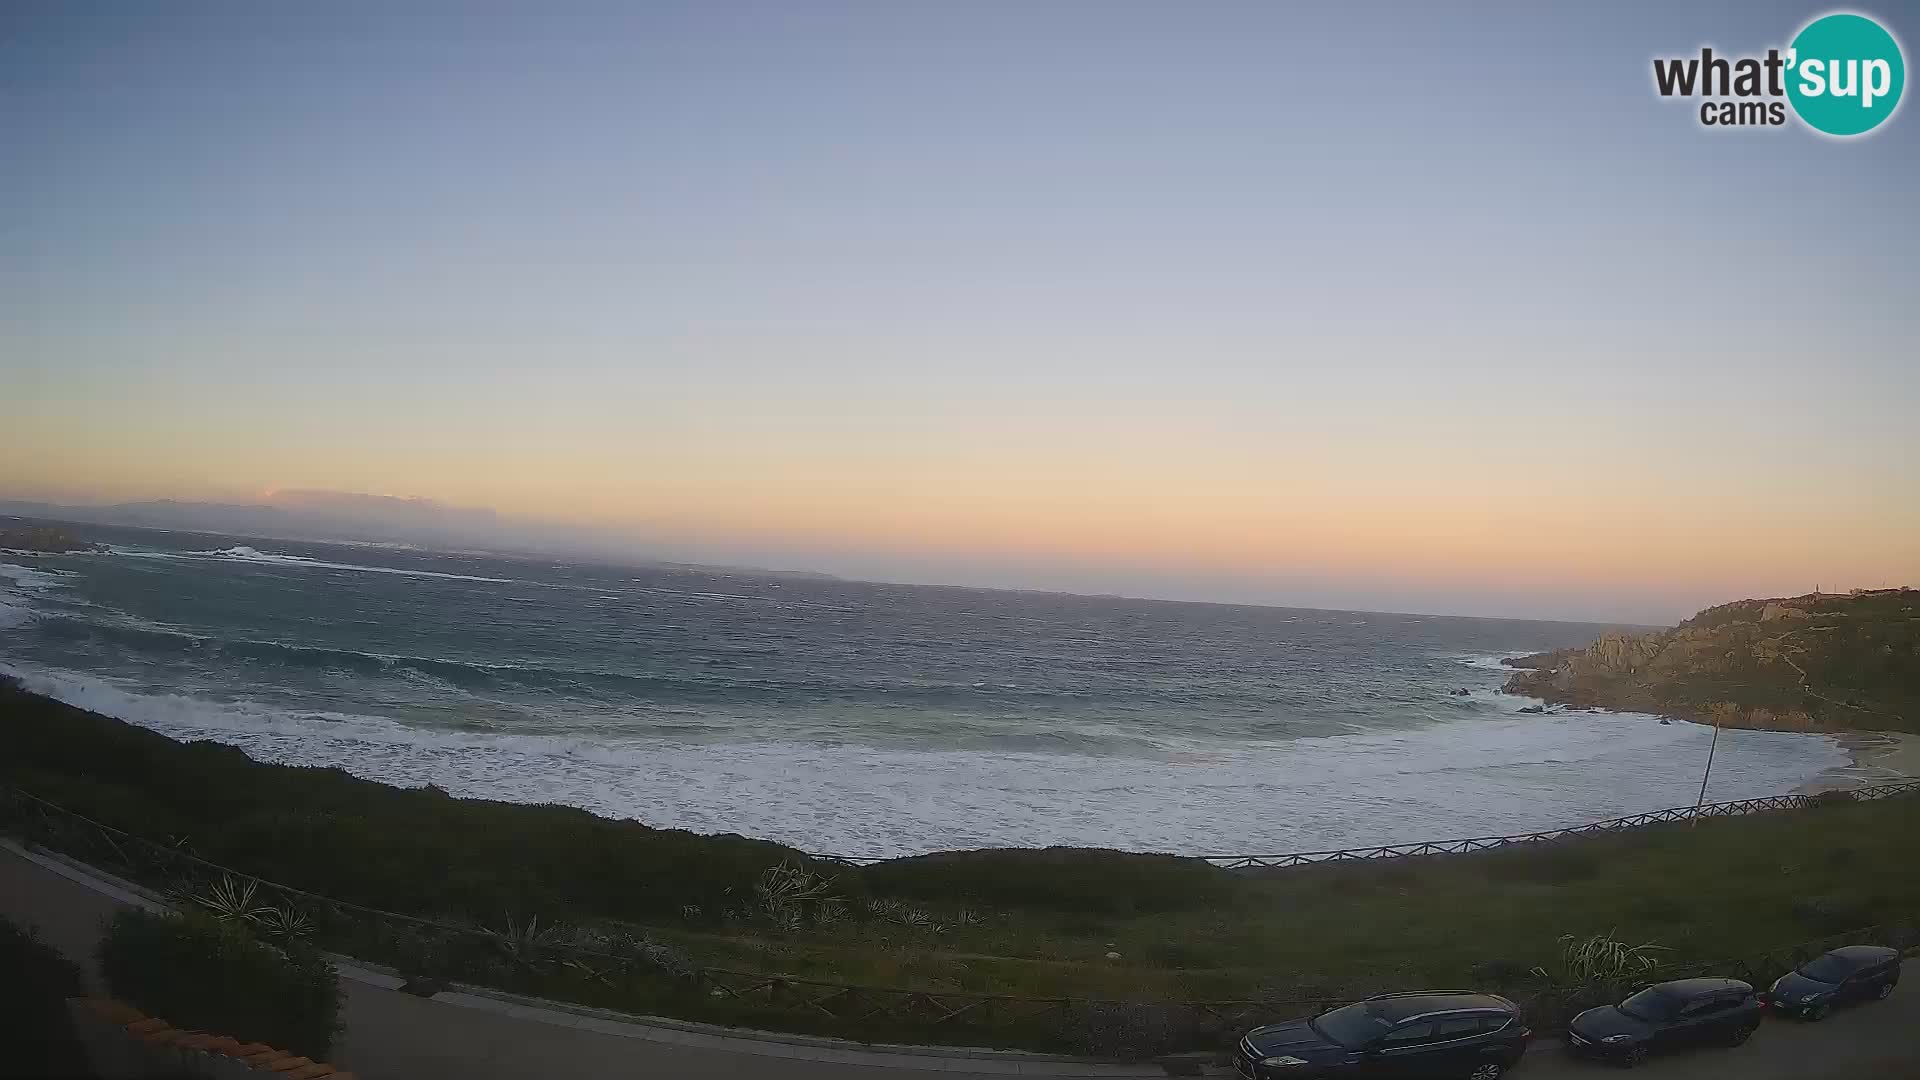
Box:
(5, 676, 1916, 1055)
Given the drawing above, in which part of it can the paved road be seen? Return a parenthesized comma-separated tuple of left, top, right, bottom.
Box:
(4, 841, 1914, 1080)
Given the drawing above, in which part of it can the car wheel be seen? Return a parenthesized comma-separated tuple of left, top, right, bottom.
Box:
(1621, 1044, 1648, 1069)
(1728, 1023, 1757, 1046)
(1806, 1002, 1829, 1022)
(1467, 1062, 1505, 1080)
(1875, 982, 1895, 1001)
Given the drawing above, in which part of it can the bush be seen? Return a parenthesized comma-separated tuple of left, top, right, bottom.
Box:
(0, 916, 88, 1078)
(98, 909, 338, 1058)
(862, 847, 1237, 915)
(1789, 895, 1875, 935)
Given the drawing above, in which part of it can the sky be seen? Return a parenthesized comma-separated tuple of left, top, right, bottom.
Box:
(3, 2, 1916, 624)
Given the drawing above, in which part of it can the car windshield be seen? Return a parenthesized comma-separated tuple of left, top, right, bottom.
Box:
(1617, 988, 1682, 1022)
(1797, 955, 1853, 983)
(1309, 1003, 1395, 1049)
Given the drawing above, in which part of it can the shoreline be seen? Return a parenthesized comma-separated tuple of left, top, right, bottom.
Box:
(1494, 683, 1911, 798)
(1645, 711, 1919, 794)
(1799, 729, 1920, 793)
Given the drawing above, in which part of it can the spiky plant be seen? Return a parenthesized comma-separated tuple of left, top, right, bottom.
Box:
(188, 874, 271, 924)
(1531, 931, 1669, 989)
(484, 913, 566, 967)
(253, 905, 316, 944)
(753, 861, 844, 934)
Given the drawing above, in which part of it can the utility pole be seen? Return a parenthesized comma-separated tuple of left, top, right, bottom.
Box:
(1693, 714, 1722, 818)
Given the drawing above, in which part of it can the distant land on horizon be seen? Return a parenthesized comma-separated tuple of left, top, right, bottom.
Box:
(0, 496, 843, 585)
(0, 496, 1656, 627)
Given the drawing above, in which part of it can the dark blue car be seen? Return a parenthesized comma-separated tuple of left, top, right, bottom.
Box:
(1567, 977, 1761, 1067)
(1235, 990, 1530, 1079)
(1761, 945, 1902, 1020)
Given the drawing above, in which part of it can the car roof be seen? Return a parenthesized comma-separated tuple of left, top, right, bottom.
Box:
(1649, 977, 1751, 998)
(1824, 945, 1899, 965)
(1365, 991, 1518, 1022)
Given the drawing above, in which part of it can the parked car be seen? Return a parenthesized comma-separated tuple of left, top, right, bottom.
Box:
(1761, 944, 1902, 1020)
(1566, 977, 1761, 1067)
(1234, 990, 1530, 1079)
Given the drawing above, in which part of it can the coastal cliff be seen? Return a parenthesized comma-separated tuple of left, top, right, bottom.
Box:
(1504, 588, 1920, 734)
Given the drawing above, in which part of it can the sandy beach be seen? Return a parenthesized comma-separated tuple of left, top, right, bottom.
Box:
(1799, 729, 1920, 792)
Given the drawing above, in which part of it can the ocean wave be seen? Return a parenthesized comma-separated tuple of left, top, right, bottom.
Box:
(0, 659, 1849, 858)
(0, 561, 72, 590)
(1453, 652, 1535, 672)
(0, 599, 34, 630)
(28, 610, 1122, 709)
(1, 661, 761, 764)
(105, 544, 517, 584)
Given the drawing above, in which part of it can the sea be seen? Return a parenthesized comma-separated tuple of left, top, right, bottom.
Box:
(0, 522, 1849, 859)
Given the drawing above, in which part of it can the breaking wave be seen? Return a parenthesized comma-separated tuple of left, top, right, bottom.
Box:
(108, 544, 517, 583)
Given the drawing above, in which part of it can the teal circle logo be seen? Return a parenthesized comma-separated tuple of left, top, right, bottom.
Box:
(1786, 13, 1905, 136)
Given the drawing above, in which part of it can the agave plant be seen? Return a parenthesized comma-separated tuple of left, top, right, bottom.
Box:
(484, 913, 566, 967)
(753, 861, 845, 934)
(862, 896, 943, 931)
(188, 874, 271, 924)
(253, 904, 316, 944)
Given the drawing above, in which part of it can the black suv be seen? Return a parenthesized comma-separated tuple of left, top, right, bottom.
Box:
(1567, 977, 1761, 1067)
(1235, 990, 1530, 1079)
(1762, 944, 1902, 1020)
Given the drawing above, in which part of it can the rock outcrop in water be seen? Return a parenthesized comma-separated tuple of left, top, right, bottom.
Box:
(1503, 589, 1920, 734)
(0, 525, 103, 553)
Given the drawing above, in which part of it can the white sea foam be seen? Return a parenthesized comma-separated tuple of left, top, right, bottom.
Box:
(0, 600, 34, 630)
(0, 561, 70, 630)
(2, 660, 1851, 859)
(107, 545, 516, 583)
(1454, 653, 1538, 672)
(0, 562, 70, 590)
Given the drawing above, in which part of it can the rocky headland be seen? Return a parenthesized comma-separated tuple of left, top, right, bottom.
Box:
(1503, 588, 1919, 736)
(0, 524, 105, 554)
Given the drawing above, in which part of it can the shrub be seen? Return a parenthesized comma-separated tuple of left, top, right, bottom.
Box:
(1789, 895, 1874, 934)
(863, 847, 1236, 915)
(752, 862, 848, 932)
(0, 916, 88, 1077)
(98, 909, 338, 1058)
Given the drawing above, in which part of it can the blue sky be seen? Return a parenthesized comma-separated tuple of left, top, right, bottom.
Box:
(3, 2, 1915, 621)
